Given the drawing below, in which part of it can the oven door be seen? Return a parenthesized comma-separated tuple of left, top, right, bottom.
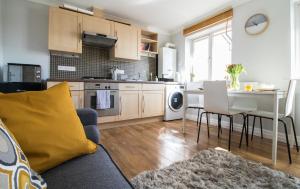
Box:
(84, 90, 119, 117)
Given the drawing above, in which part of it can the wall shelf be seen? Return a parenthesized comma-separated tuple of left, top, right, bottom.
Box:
(140, 30, 158, 57)
(141, 38, 158, 43)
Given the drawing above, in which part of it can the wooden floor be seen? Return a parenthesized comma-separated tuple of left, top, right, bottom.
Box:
(100, 120, 300, 179)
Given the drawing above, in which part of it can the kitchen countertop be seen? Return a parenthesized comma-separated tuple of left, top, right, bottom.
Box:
(47, 79, 181, 85)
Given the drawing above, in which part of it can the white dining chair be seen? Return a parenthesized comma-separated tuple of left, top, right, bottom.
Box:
(243, 80, 299, 163)
(197, 81, 247, 151)
(185, 82, 207, 130)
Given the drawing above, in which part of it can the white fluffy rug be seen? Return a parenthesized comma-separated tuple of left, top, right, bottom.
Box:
(131, 149, 300, 189)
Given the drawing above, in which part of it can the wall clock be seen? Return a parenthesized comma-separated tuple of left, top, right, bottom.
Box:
(245, 14, 269, 35)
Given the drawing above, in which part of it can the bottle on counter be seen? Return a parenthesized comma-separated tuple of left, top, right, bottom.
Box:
(155, 76, 158, 82)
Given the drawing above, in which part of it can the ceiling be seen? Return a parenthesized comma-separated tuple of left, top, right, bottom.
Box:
(29, 0, 249, 34)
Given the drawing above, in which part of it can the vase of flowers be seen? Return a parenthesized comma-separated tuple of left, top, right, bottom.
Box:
(226, 64, 246, 90)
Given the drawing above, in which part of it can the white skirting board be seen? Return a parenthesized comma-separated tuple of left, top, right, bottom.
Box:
(186, 114, 300, 146)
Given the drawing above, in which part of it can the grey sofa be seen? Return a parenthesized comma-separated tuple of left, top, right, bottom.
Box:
(41, 108, 133, 189)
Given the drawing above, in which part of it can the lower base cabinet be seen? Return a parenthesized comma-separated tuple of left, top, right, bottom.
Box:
(70, 91, 84, 109)
(141, 91, 164, 118)
(47, 81, 84, 109)
(119, 89, 164, 121)
(119, 91, 141, 121)
(116, 84, 164, 122)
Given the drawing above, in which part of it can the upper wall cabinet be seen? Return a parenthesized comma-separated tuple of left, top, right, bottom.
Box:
(48, 7, 142, 61)
(82, 15, 113, 36)
(48, 7, 82, 54)
(110, 22, 140, 60)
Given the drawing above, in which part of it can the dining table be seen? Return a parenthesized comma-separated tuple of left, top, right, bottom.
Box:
(182, 89, 287, 166)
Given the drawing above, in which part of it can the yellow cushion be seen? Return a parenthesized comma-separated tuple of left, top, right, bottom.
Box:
(0, 119, 47, 188)
(0, 82, 97, 173)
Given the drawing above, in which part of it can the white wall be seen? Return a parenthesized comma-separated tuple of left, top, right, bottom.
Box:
(0, 0, 4, 81)
(158, 34, 171, 48)
(232, 0, 300, 135)
(232, 0, 291, 89)
(172, 0, 300, 138)
(2, 0, 49, 81)
(171, 31, 186, 76)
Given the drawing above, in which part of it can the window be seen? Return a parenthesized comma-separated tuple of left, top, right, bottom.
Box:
(188, 22, 232, 81)
(291, 0, 300, 78)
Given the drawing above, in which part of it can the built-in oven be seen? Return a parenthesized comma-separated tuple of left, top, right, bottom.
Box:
(84, 82, 119, 117)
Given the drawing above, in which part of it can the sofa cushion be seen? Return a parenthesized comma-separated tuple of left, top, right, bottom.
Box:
(41, 145, 133, 189)
(0, 119, 47, 189)
(83, 125, 100, 144)
(0, 82, 97, 173)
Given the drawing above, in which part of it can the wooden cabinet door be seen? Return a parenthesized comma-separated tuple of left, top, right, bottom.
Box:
(70, 91, 84, 109)
(113, 23, 140, 60)
(142, 91, 164, 118)
(119, 91, 141, 120)
(82, 15, 112, 36)
(48, 7, 82, 53)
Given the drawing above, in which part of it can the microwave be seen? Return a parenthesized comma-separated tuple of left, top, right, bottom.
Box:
(7, 63, 41, 82)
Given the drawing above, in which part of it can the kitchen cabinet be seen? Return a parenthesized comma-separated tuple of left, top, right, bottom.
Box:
(141, 91, 164, 118)
(116, 83, 164, 121)
(82, 15, 113, 36)
(119, 91, 141, 120)
(48, 7, 82, 54)
(47, 81, 84, 109)
(48, 7, 142, 59)
(110, 22, 140, 60)
(70, 91, 84, 109)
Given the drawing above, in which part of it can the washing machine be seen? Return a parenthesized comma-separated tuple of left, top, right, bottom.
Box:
(164, 84, 185, 121)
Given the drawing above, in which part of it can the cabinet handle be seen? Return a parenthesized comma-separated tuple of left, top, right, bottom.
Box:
(80, 95, 83, 108)
(120, 97, 122, 116)
(115, 31, 118, 49)
(79, 23, 82, 43)
(142, 96, 145, 113)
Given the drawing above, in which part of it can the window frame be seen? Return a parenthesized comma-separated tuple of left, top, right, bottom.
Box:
(291, 0, 300, 79)
(189, 23, 232, 81)
(191, 35, 212, 81)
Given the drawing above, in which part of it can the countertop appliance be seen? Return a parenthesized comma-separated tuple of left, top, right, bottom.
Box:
(158, 47, 177, 80)
(84, 82, 119, 117)
(110, 66, 125, 80)
(164, 84, 185, 121)
(82, 31, 117, 48)
(8, 63, 41, 82)
(0, 82, 43, 93)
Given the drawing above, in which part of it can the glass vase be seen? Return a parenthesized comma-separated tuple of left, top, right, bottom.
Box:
(230, 74, 240, 90)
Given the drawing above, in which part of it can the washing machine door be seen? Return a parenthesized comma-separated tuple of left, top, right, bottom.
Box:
(168, 91, 183, 112)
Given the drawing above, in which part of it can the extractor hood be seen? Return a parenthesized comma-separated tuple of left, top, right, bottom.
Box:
(82, 31, 117, 48)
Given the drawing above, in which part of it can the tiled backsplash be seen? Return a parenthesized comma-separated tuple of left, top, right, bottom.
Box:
(50, 46, 157, 80)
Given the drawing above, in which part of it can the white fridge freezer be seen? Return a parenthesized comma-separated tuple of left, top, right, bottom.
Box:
(158, 47, 177, 79)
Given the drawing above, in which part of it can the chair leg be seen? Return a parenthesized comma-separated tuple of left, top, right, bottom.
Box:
(280, 120, 292, 164)
(206, 113, 210, 138)
(228, 116, 233, 151)
(197, 112, 205, 143)
(231, 117, 234, 132)
(251, 116, 256, 141)
(196, 108, 201, 127)
(220, 115, 223, 134)
(288, 116, 299, 152)
(246, 115, 249, 146)
(260, 117, 263, 139)
(239, 115, 246, 148)
(218, 114, 221, 138)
